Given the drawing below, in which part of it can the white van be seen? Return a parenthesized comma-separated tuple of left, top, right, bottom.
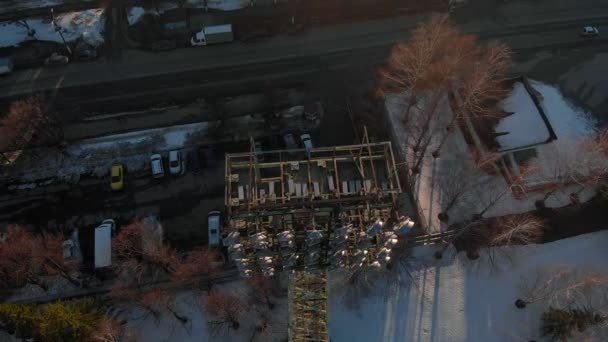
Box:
(208, 211, 221, 247)
(0, 57, 14, 76)
(150, 154, 165, 178)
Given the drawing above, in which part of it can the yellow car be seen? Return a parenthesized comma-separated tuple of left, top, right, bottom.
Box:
(110, 163, 124, 191)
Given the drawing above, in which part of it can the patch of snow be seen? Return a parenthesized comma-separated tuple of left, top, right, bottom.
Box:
(204, 0, 249, 11)
(139, 0, 249, 14)
(531, 80, 598, 139)
(0, 8, 105, 48)
(120, 280, 288, 341)
(329, 231, 608, 342)
(385, 85, 600, 233)
(0, 1, 96, 15)
(495, 81, 550, 150)
(127, 7, 146, 26)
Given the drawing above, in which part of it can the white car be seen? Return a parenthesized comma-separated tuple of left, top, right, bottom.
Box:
(150, 154, 165, 178)
(168, 150, 184, 175)
(580, 26, 599, 37)
(301, 133, 313, 151)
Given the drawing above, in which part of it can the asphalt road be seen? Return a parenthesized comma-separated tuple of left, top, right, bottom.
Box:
(1, 7, 608, 112)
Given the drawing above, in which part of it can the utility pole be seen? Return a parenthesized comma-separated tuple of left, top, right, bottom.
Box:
(51, 8, 72, 55)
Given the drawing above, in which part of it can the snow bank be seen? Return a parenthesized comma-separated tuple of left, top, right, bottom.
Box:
(329, 231, 608, 341)
(495, 80, 598, 151)
(0, 0, 83, 14)
(204, 0, 249, 10)
(0, 8, 105, 48)
(134, 0, 248, 15)
(531, 80, 598, 139)
(495, 81, 550, 150)
(128, 7, 146, 26)
(121, 280, 288, 341)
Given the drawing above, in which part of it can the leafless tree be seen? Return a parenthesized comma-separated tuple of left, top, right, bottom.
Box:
(516, 267, 608, 309)
(246, 275, 279, 310)
(436, 160, 490, 223)
(171, 248, 221, 291)
(433, 42, 512, 156)
(0, 225, 77, 290)
(205, 292, 245, 334)
(110, 287, 189, 326)
(88, 316, 134, 342)
(112, 219, 179, 285)
(484, 214, 545, 247)
(0, 96, 61, 162)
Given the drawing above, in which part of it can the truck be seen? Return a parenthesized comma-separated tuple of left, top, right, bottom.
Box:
(0, 57, 14, 76)
(191, 24, 234, 46)
(94, 219, 115, 269)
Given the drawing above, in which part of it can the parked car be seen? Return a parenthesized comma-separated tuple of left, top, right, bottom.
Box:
(110, 163, 124, 191)
(150, 154, 165, 178)
(44, 52, 69, 67)
(301, 134, 313, 151)
(169, 150, 184, 175)
(283, 133, 298, 150)
(208, 211, 222, 247)
(580, 26, 599, 37)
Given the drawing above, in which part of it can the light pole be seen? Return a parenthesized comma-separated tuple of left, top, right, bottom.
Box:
(50, 8, 72, 55)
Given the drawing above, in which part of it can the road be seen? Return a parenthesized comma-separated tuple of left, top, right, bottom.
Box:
(0, 2, 607, 112)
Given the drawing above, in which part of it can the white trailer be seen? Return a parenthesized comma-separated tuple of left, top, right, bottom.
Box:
(191, 24, 234, 46)
(94, 219, 115, 268)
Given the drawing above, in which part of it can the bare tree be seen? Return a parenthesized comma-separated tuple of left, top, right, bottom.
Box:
(433, 42, 512, 157)
(246, 275, 279, 310)
(171, 248, 220, 291)
(530, 130, 608, 206)
(110, 287, 189, 326)
(0, 96, 62, 162)
(112, 219, 178, 285)
(205, 292, 244, 333)
(0, 225, 75, 290)
(378, 15, 477, 175)
(436, 160, 490, 222)
(516, 268, 608, 309)
(88, 316, 134, 342)
(484, 214, 545, 247)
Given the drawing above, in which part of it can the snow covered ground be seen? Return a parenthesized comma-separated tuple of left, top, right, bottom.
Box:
(128, 7, 146, 26)
(0, 8, 105, 48)
(3, 122, 209, 189)
(0, 0, 95, 15)
(329, 231, 608, 342)
(129, 0, 249, 18)
(119, 280, 288, 342)
(495, 80, 598, 151)
(386, 79, 601, 232)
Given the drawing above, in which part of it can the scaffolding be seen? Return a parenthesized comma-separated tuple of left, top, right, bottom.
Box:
(224, 129, 412, 341)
